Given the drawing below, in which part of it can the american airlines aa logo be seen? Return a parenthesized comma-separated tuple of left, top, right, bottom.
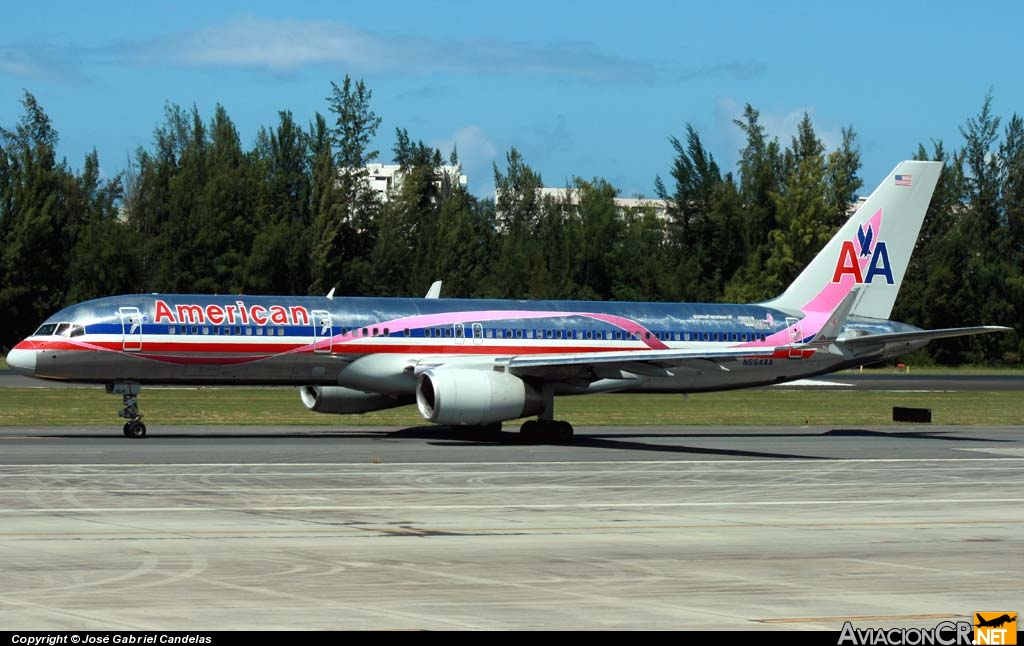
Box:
(832, 223, 894, 285)
(974, 612, 1016, 645)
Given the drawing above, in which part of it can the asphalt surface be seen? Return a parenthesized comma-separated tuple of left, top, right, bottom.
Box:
(1, 424, 1021, 630)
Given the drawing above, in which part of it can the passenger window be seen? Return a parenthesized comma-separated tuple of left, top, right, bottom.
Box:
(277, 328, 285, 336)
(496, 329, 504, 339)
(203, 327, 210, 335)
(168, 326, 176, 335)
(516, 329, 523, 339)
(245, 327, 253, 336)
(485, 329, 494, 338)
(256, 327, 263, 336)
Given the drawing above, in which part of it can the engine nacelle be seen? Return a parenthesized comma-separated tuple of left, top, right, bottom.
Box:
(416, 369, 544, 425)
(300, 386, 413, 415)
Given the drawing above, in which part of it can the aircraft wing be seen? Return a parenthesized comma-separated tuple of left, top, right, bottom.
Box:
(506, 346, 776, 369)
(838, 326, 1012, 347)
(497, 346, 781, 379)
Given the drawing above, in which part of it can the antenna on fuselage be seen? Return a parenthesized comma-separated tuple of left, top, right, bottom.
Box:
(425, 281, 442, 299)
(326, 287, 336, 300)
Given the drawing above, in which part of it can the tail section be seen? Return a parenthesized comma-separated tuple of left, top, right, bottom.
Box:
(765, 160, 942, 319)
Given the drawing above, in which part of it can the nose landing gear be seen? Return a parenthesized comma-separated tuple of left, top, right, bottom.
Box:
(107, 383, 146, 438)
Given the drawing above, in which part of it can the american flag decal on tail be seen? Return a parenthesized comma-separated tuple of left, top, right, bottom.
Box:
(895, 174, 912, 186)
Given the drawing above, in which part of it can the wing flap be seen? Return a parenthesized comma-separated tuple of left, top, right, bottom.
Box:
(506, 346, 778, 374)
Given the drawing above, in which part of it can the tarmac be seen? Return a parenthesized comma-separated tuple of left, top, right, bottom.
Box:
(0, 423, 1021, 630)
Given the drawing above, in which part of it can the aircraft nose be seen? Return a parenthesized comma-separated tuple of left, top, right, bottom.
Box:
(5, 347, 36, 376)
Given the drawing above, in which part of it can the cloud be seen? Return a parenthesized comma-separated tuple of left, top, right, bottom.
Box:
(0, 44, 86, 81)
(1, 17, 658, 83)
(431, 125, 500, 197)
(680, 61, 766, 82)
(716, 97, 843, 153)
(531, 114, 573, 157)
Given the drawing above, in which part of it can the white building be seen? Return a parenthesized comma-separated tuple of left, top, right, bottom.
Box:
(357, 163, 468, 202)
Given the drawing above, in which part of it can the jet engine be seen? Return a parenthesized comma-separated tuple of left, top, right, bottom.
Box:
(299, 386, 413, 414)
(416, 369, 544, 425)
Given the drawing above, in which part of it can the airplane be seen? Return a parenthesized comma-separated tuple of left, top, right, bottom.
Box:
(976, 613, 1016, 629)
(5, 160, 1011, 439)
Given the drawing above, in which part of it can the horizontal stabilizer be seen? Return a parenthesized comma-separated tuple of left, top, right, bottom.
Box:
(807, 286, 861, 344)
(838, 325, 1012, 347)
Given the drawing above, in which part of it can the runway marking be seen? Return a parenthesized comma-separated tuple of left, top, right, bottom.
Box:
(2, 498, 1023, 513)
(771, 379, 854, 387)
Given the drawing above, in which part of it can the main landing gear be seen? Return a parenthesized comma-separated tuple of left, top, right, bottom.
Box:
(519, 384, 574, 442)
(107, 383, 146, 438)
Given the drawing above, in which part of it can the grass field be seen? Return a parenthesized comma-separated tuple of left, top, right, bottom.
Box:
(1, 386, 1021, 427)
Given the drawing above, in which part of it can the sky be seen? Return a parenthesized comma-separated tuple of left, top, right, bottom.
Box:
(2, 0, 1023, 200)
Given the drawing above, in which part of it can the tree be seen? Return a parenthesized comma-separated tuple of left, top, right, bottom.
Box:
(0, 92, 76, 347)
(826, 126, 862, 228)
(488, 148, 545, 298)
(723, 104, 784, 302)
(655, 124, 723, 301)
(311, 77, 383, 295)
(244, 111, 313, 295)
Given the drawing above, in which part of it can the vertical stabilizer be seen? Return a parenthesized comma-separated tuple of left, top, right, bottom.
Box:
(765, 160, 941, 319)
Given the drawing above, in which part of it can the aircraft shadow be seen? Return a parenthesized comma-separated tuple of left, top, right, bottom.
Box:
(35, 426, 1009, 458)
(405, 427, 824, 459)
(823, 428, 1013, 442)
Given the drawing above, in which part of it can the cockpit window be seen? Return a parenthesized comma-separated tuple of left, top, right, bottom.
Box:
(55, 323, 71, 336)
(69, 325, 86, 337)
(34, 323, 59, 336)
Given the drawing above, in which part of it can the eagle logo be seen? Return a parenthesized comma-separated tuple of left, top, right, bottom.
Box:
(857, 224, 874, 257)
